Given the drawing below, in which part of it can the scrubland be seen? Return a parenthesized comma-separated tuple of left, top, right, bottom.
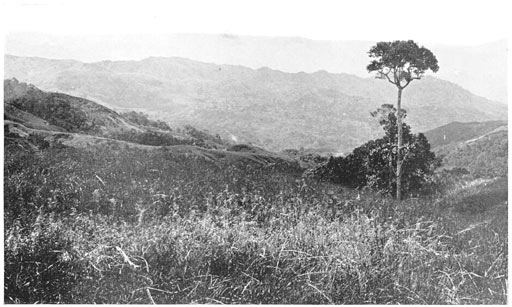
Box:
(4, 138, 508, 304)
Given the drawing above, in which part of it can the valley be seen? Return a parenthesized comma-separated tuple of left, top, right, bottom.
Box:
(3, 44, 508, 304)
(3, 76, 508, 304)
(5, 54, 507, 154)
(2, 0, 509, 302)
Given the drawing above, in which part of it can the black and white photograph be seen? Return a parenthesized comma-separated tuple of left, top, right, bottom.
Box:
(2, 0, 509, 304)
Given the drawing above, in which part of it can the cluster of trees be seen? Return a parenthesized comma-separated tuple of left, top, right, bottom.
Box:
(107, 130, 216, 148)
(121, 111, 172, 131)
(317, 105, 440, 196)
(106, 124, 230, 149)
(7, 92, 89, 132)
(183, 125, 225, 144)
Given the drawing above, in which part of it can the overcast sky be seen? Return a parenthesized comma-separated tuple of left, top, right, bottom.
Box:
(2, 0, 511, 46)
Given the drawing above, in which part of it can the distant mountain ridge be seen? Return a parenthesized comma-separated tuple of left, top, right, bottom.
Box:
(6, 33, 507, 103)
(5, 54, 507, 153)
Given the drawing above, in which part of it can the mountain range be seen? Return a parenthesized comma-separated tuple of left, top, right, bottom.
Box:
(4, 54, 507, 154)
(6, 33, 508, 103)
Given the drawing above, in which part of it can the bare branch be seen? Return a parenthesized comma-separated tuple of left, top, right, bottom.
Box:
(377, 69, 396, 86)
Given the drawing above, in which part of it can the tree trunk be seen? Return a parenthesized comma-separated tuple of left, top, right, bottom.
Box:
(396, 87, 403, 201)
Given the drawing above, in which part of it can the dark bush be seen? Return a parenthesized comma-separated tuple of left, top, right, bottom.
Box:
(313, 105, 440, 197)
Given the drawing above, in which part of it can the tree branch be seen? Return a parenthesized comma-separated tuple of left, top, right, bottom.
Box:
(398, 144, 413, 168)
(378, 69, 397, 86)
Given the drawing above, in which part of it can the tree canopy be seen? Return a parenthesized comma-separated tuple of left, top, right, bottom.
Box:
(367, 40, 439, 89)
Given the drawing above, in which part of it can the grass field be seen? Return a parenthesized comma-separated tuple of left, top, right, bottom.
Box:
(3, 138, 508, 304)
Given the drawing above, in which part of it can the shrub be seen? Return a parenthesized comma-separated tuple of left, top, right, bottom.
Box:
(3, 134, 507, 304)
(314, 105, 440, 197)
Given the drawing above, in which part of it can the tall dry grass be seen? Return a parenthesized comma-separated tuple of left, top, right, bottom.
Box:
(4, 141, 508, 303)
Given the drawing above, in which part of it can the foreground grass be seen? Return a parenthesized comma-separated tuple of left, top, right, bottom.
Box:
(4, 140, 508, 304)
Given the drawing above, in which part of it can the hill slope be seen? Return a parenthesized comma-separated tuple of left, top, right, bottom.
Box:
(4, 79, 295, 168)
(4, 78, 143, 134)
(424, 120, 508, 177)
(424, 120, 507, 148)
(437, 131, 508, 178)
(5, 55, 507, 153)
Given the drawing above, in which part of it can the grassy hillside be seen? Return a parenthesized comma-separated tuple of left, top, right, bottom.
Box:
(4, 79, 238, 150)
(436, 130, 508, 178)
(4, 78, 141, 134)
(424, 120, 508, 178)
(424, 120, 507, 148)
(4, 133, 507, 304)
(5, 55, 507, 153)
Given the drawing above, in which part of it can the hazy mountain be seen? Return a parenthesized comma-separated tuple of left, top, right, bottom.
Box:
(5, 55, 507, 154)
(6, 33, 507, 103)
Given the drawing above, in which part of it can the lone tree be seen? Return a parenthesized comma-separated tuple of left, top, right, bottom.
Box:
(367, 40, 439, 201)
(316, 104, 439, 197)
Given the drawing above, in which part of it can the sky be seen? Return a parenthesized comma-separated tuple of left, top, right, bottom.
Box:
(1, 0, 511, 46)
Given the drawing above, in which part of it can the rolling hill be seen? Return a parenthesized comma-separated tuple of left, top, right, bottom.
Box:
(5, 54, 507, 154)
(424, 120, 508, 177)
(4, 79, 296, 168)
(424, 120, 507, 149)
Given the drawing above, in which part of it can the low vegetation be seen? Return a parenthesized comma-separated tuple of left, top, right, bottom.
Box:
(4, 134, 507, 304)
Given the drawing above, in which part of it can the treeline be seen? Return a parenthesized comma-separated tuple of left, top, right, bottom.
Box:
(106, 129, 221, 149)
(5, 79, 90, 132)
(118, 111, 228, 147)
(120, 111, 172, 131)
